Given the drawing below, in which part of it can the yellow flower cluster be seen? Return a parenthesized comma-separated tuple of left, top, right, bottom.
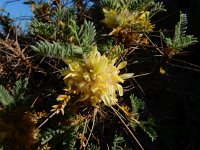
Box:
(51, 95, 71, 115)
(102, 9, 135, 28)
(102, 8, 154, 34)
(62, 46, 133, 107)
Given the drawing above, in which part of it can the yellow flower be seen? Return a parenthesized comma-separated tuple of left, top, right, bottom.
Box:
(102, 8, 134, 29)
(56, 95, 71, 102)
(134, 11, 155, 32)
(159, 67, 166, 75)
(102, 8, 154, 34)
(50, 95, 70, 115)
(102, 8, 119, 28)
(62, 46, 134, 107)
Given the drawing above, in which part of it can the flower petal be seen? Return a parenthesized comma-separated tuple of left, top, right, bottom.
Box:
(112, 74, 124, 82)
(116, 84, 123, 96)
(117, 61, 127, 69)
(68, 62, 79, 71)
(91, 54, 108, 74)
(88, 46, 98, 65)
(120, 73, 134, 80)
(101, 95, 110, 106)
(111, 57, 117, 65)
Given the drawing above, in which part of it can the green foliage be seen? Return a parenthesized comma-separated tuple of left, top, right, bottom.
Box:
(0, 78, 28, 108)
(108, 45, 125, 59)
(32, 19, 96, 59)
(129, 94, 144, 128)
(40, 128, 65, 145)
(141, 125, 157, 142)
(140, 117, 157, 141)
(31, 40, 83, 59)
(11, 78, 29, 101)
(40, 126, 77, 150)
(129, 95, 157, 141)
(112, 135, 125, 150)
(69, 20, 96, 52)
(130, 94, 145, 115)
(86, 144, 100, 150)
(53, 6, 76, 25)
(161, 12, 198, 51)
(98, 38, 114, 53)
(30, 7, 76, 41)
(39, 117, 84, 150)
(148, 2, 166, 18)
(0, 85, 14, 108)
(62, 127, 78, 150)
(100, 0, 122, 11)
(128, 0, 166, 16)
(100, 0, 165, 16)
(31, 20, 54, 38)
(31, 7, 96, 59)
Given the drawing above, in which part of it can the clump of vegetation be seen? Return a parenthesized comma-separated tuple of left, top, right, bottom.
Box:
(0, 0, 199, 150)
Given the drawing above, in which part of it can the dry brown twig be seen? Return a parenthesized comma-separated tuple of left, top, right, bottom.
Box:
(0, 38, 31, 66)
